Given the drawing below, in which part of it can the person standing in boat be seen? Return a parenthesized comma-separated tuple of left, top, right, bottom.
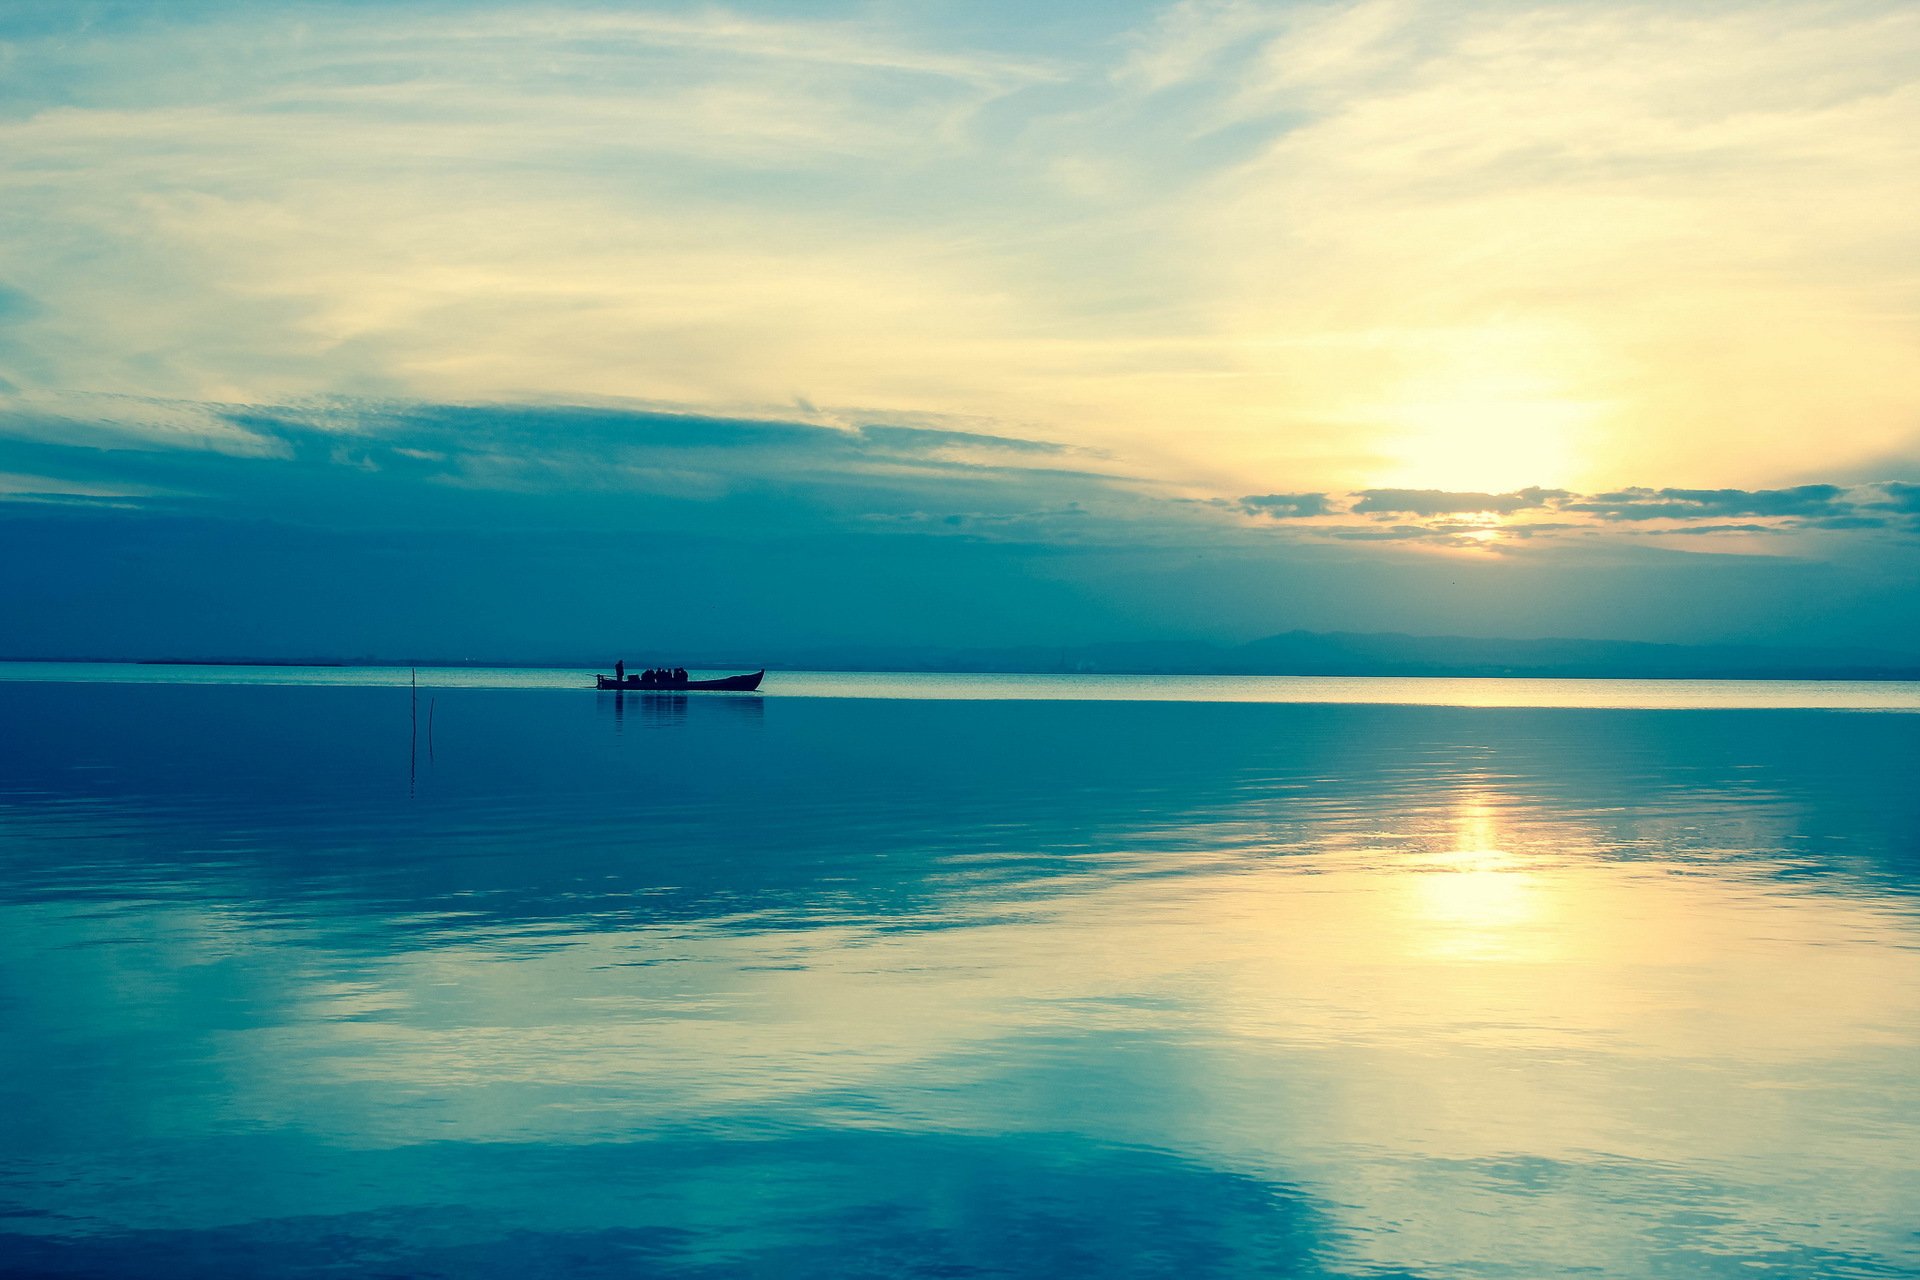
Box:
(615, 659, 625, 685)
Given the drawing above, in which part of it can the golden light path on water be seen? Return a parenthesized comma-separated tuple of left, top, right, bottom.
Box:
(9, 781, 1910, 1274)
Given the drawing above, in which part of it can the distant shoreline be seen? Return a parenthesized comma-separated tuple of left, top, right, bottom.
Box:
(136, 659, 349, 668)
(8, 628, 1920, 683)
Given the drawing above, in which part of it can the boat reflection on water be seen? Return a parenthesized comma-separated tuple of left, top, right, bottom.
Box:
(602, 688, 767, 730)
(2, 681, 1919, 1278)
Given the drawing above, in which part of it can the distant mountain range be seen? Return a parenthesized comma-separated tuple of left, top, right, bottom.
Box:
(13, 630, 1920, 679)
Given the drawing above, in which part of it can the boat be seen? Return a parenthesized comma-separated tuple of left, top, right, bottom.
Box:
(595, 669, 764, 692)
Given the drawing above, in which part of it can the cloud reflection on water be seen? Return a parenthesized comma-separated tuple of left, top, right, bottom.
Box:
(2, 683, 1919, 1276)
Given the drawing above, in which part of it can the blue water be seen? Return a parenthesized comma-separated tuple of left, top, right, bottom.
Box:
(2, 669, 1919, 1277)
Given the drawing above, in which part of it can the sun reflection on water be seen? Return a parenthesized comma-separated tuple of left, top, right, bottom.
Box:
(6, 685, 1920, 1278)
(1402, 792, 1555, 962)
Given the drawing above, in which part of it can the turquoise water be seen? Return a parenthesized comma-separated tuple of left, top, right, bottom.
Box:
(2, 669, 1919, 1276)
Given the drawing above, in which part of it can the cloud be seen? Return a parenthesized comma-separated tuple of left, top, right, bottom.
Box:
(1321, 523, 1441, 542)
(1350, 487, 1569, 516)
(9, 392, 1911, 557)
(0, 0, 1915, 499)
(1225, 478, 1920, 545)
(1646, 522, 1783, 537)
(1871, 481, 1920, 514)
(4, 394, 1920, 658)
(1565, 485, 1853, 521)
(1797, 515, 1886, 530)
(1152, 0, 1920, 488)
(1240, 492, 1330, 518)
(0, 395, 1204, 555)
(0, 284, 41, 323)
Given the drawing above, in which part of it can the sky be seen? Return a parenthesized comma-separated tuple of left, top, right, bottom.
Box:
(1, 0, 1917, 658)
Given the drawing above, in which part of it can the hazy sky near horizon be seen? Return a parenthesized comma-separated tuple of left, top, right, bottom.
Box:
(2, 0, 1917, 654)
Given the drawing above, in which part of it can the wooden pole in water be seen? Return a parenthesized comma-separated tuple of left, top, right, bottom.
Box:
(428, 695, 436, 762)
(410, 668, 417, 795)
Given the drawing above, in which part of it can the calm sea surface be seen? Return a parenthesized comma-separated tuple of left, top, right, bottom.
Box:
(2, 665, 1918, 1277)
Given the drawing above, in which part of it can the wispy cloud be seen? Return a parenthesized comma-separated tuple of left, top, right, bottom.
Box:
(4, 393, 1918, 655)
(5, 391, 1914, 557)
(1117, 0, 1920, 489)
(1, 0, 1914, 500)
(0, 395, 1187, 547)
(1237, 480, 1920, 548)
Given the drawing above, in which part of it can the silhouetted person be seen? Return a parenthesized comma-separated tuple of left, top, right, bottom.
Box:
(615, 659, 625, 684)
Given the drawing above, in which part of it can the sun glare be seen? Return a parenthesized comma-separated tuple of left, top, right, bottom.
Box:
(1385, 396, 1590, 493)
(1400, 793, 1563, 961)
(1360, 326, 1605, 493)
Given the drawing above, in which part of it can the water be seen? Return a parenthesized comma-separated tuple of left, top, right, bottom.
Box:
(2, 669, 1918, 1277)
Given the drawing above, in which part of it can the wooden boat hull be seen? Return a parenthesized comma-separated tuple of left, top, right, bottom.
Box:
(596, 670, 764, 692)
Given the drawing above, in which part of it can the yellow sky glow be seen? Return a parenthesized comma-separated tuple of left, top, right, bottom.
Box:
(0, 1, 1915, 500)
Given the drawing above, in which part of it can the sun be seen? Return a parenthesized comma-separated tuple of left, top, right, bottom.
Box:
(1385, 393, 1595, 493)
(1362, 323, 1606, 493)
